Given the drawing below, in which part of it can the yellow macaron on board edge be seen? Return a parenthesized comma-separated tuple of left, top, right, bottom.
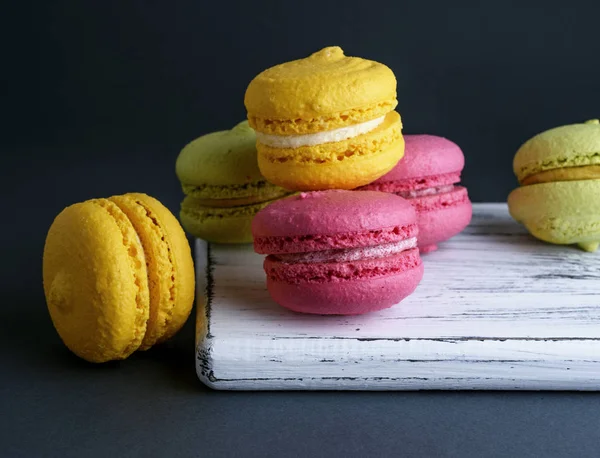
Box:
(508, 119, 600, 252)
(43, 193, 195, 363)
(244, 46, 405, 191)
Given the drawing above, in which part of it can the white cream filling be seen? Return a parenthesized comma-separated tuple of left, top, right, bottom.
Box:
(396, 185, 455, 198)
(256, 115, 386, 149)
(275, 238, 418, 264)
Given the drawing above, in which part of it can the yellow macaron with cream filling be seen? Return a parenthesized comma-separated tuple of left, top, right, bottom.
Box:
(244, 46, 404, 191)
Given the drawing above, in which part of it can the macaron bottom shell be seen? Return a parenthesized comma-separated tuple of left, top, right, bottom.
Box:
(264, 249, 423, 315)
(508, 179, 600, 251)
(266, 262, 424, 315)
(180, 197, 276, 244)
(257, 135, 405, 191)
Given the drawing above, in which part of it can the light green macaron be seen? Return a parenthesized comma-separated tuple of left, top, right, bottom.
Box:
(176, 121, 291, 243)
(508, 119, 600, 252)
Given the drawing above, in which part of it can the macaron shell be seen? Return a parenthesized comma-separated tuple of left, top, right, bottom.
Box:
(109, 194, 181, 349)
(508, 180, 600, 248)
(513, 121, 600, 183)
(252, 190, 416, 239)
(412, 188, 473, 252)
(181, 196, 274, 244)
(245, 46, 397, 135)
(370, 134, 464, 183)
(176, 120, 265, 187)
(258, 134, 404, 191)
(43, 200, 149, 363)
(124, 193, 195, 343)
(266, 261, 424, 315)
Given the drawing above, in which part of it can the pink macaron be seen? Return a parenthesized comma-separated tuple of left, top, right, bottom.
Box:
(360, 135, 472, 253)
(252, 190, 424, 315)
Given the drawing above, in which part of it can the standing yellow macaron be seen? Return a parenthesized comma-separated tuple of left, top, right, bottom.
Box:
(43, 193, 195, 363)
(244, 46, 404, 191)
(508, 119, 600, 252)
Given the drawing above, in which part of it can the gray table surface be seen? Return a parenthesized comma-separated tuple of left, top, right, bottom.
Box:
(3, 153, 600, 458)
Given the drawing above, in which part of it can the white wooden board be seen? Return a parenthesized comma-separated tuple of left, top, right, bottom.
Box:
(195, 203, 600, 390)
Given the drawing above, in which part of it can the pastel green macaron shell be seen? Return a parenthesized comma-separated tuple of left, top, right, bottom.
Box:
(508, 179, 600, 252)
(176, 120, 288, 202)
(176, 121, 262, 186)
(514, 119, 600, 183)
(180, 196, 274, 244)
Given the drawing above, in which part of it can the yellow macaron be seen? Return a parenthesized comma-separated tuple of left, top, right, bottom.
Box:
(244, 46, 404, 191)
(43, 193, 195, 363)
(508, 119, 600, 252)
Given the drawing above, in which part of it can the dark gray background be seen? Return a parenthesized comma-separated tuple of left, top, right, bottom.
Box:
(3, 2, 600, 457)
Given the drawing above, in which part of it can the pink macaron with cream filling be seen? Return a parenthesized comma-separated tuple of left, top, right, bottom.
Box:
(360, 135, 472, 253)
(252, 190, 424, 315)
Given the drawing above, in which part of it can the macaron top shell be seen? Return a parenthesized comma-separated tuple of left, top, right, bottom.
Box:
(176, 121, 263, 187)
(513, 120, 600, 183)
(245, 47, 397, 130)
(252, 190, 416, 238)
(371, 135, 464, 182)
(43, 199, 151, 363)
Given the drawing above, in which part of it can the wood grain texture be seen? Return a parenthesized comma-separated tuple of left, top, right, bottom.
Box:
(195, 204, 600, 390)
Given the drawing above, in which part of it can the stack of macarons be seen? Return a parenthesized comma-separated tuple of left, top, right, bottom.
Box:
(244, 46, 405, 191)
(508, 119, 600, 252)
(176, 121, 292, 243)
(175, 46, 473, 316)
(244, 47, 474, 315)
(245, 46, 465, 315)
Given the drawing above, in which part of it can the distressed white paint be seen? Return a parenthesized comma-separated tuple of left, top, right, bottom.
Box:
(195, 204, 600, 390)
